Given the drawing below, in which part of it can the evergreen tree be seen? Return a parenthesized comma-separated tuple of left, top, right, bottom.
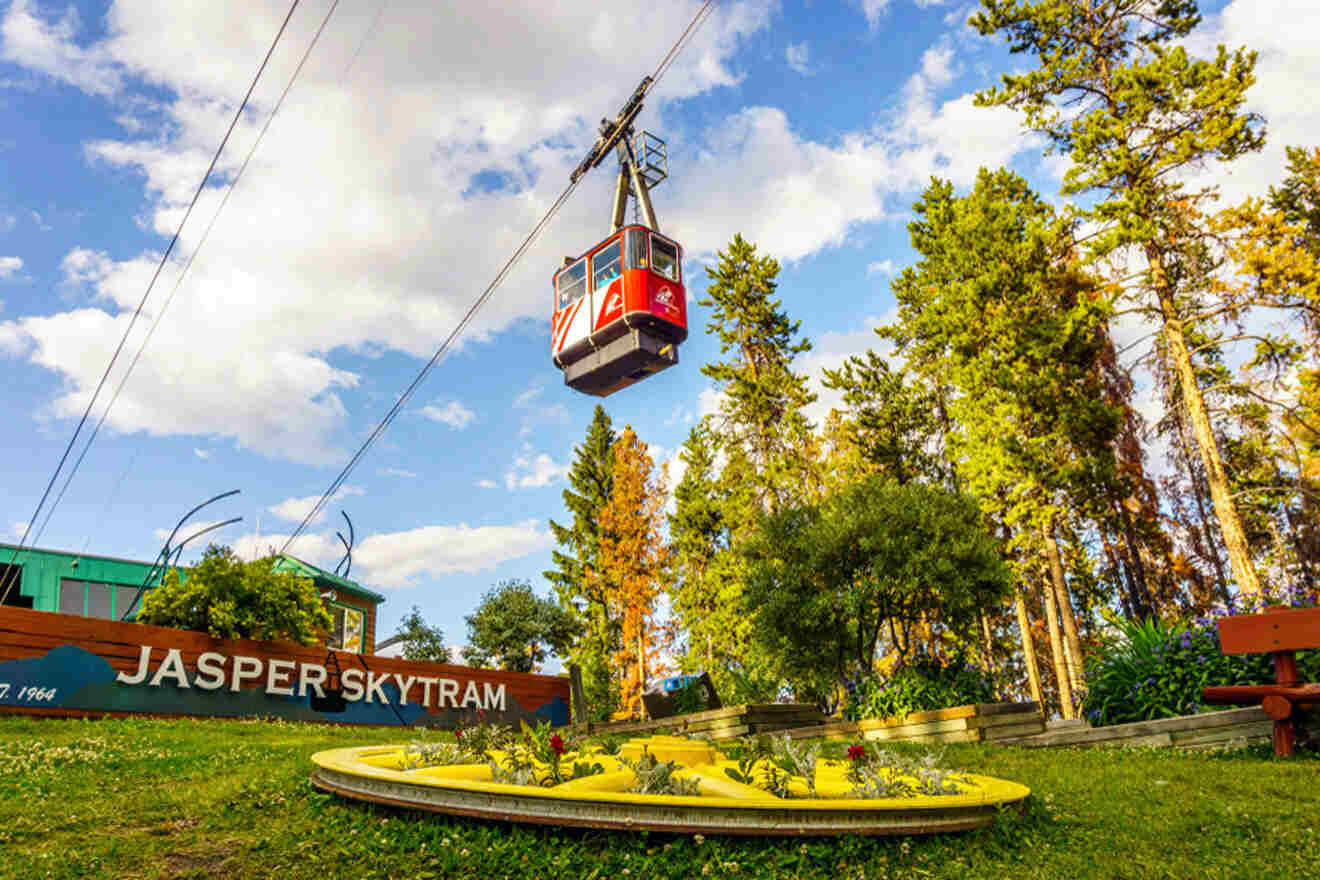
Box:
(699, 233, 819, 516)
(973, 0, 1267, 598)
(881, 169, 1122, 716)
(821, 353, 952, 488)
(543, 404, 618, 717)
(668, 422, 744, 674)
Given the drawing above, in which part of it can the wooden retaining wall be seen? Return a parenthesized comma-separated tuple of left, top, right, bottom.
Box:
(0, 606, 570, 728)
(786, 702, 1046, 745)
(574, 703, 827, 741)
(997, 706, 1320, 751)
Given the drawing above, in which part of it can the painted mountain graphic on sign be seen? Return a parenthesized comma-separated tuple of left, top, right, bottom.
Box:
(0, 644, 568, 727)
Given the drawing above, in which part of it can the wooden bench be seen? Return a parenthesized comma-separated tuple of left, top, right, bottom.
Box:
(1202, 605, 1320, 756)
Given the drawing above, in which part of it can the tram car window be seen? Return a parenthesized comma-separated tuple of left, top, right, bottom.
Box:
(625, 228, 648, 270)
(558, 259, 587, 310)
(592, 239, 623, 290)
(651, 236, 679, 281)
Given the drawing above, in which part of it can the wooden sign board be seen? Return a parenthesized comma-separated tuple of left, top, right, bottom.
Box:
(0, 606, 569, 728)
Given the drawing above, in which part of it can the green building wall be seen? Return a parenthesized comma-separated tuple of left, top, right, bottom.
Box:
(0, 542, 158, 617)
(0, 544, 385, 650)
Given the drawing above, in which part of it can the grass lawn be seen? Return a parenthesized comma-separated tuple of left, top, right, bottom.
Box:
(0, 715, 1313, 879)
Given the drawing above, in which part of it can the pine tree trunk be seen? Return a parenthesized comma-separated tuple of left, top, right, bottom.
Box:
(979, 612, 998, 698)
(1039, 572, 1074, 719)
(1148, 247, 1263, 599)
(1043, 524, 1085, 700)
(1100, 529, 1136, 620)
(1014, 587, 1044, 709)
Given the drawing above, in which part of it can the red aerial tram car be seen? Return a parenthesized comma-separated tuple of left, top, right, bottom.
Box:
(551, 224, 686, 397)
(552, 78, 687, 397)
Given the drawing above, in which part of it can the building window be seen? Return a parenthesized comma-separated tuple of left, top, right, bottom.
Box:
(58, 579, 140, 620)
(326, 602, 364, 653)
(0, 565, 31, 608)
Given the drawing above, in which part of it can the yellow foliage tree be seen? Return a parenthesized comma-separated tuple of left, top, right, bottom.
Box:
(590, 425, 669, 718)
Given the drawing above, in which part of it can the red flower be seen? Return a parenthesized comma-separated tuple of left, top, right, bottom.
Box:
(454, 728, 464, 741)
(848, 744, 865, 761)
(549, 733, 566, 756)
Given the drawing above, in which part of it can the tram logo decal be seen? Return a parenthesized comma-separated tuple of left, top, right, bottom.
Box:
(655, 286, 679, 313)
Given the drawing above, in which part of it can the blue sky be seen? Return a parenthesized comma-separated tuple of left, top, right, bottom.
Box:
(0, 0, 1314, 663)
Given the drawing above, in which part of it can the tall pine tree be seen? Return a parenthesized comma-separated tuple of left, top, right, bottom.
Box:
(700, 233, 819, 517)
(973, 0, 1267, 598)
(544, 404, 618, 718)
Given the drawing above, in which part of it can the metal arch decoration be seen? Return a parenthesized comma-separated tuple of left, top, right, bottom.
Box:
(120, 489, 242, 620)
(333, 511, 354, 579)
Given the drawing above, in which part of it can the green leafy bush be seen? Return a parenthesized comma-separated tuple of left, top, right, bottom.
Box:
(137, 544, 332, 645)
(843, 650, 995, 722)
(1081, 609, 1320, 727)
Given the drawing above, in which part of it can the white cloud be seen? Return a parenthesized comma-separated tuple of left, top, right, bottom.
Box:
(663, 404, 695, 427)
(505, 451, 568, 489)
(785, 42, 811, 75)
(0, 0, 773, 462)
(192, 447, 210, 459)
(697, 387, 724, 421)
(353, 520, 554, 588)
(1178, 0, 1320, 207)
(378, 467, 418, 478)
(0, 0, 121, 96)
(669, 37, 1036, 267)
(269, 485, 365, 525)
(233, 530, 338, 568)
(0, 256, 21, 278)
(152, 519, 235, 543)
(513, 385, 543, 408)
(0, 321, 28, 355)
(866, 259, 897, 277)
(860, 0, 892, 28)
(477, 479, 497, 489)
(10, 521, 27, 540)
(419, 400, 475, 429)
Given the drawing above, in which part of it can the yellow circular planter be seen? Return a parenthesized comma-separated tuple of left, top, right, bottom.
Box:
(310, 735, 1031, 836)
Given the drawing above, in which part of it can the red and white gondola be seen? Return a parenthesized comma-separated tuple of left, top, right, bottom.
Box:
(551, 224, 686, 397)
(552, 78, 687, 397)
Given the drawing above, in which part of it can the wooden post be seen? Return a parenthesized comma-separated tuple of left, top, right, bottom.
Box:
(569, 663, 588, 727)
(1271, 607, 1300, 756)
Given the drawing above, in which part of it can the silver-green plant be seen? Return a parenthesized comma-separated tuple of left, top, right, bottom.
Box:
(488, 748, 540, 786)
(398, 739, 464, 770)
(772, 733, 822, 798)
(618, 747, 700, 796)
(846, 744, 969, 799)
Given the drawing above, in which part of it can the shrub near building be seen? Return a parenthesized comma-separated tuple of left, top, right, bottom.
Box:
(137, 544, 332, 645)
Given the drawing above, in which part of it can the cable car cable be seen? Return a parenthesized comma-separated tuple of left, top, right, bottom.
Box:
(280, 1, 722, 553)
(31, 0, 348, 556)
(651, 0, 719, 83)
(66, 0, 389, 566)
(280, 179, 582, 552)
(0, 0, 305, 604)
